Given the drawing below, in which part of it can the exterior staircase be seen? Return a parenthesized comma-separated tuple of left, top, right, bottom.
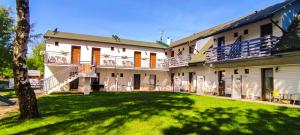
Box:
(43, 66, 79, 93)
(43, 64, 97, 94)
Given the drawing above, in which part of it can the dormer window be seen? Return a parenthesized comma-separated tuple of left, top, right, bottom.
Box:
(55, 41, 59, 46)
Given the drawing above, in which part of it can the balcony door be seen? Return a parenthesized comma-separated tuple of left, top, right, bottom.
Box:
(71, 46, 81, 64)
(260, 23, 273, 37)
(150, 53, 156, 69)
(92, 48, 101, 65)
(134, 51, 141, 68)
(217, 37, 225, 60)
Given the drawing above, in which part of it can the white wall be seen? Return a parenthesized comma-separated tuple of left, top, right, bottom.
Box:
(212, 15, 283, 47)
(274, 65, 300, 94)
(98, 69, 171, 91)
(45, 39, 168, 66)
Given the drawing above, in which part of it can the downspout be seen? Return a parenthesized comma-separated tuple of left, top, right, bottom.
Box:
(270, 17, 287, 34)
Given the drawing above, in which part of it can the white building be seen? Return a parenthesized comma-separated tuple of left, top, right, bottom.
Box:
(169, 0, 300, 101)
(44, 0, 300, 102)
(44, 32, 170, 94)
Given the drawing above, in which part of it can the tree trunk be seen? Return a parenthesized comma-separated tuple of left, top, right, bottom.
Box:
(13, 0, 40, 120)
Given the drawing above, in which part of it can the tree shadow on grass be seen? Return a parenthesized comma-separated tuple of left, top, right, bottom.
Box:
(163, 106, 300, 135)
(0, 92, 195, 134)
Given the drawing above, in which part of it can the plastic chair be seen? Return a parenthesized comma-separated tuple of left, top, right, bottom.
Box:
(272, 89, 280, 102)
(292, 93, 300, 105)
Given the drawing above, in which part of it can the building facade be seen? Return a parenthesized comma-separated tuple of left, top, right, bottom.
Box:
(44, 0, 300, 102)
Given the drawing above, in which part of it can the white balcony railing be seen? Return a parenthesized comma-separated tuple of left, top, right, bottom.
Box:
(45, 52, 168, 70)
(45, 51, 71, 65)
(99, 56, 168, 70)
(168, 55, 191, 68)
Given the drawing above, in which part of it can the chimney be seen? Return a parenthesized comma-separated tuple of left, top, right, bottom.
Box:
(167, 37, 172, 45)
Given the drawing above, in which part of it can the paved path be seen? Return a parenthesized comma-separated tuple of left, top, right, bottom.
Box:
(202, 94, 300, 108)
(0, 90, 45, 119)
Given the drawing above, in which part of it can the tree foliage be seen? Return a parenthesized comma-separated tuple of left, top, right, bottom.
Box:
(0, 7, 15, 78)
(27, 41, 45, 75)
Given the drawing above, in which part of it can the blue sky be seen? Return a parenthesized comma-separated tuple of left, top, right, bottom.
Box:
(1, 0, 283, 43)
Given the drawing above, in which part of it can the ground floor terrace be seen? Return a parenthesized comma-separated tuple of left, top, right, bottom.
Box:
(171, 53, 300, 104)
(0, 92, 300, 135)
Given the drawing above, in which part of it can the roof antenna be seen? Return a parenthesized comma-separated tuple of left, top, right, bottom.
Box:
(112, 34, 120, 42)
(160, 30, 164, 42)
(53, 28, 58, 34)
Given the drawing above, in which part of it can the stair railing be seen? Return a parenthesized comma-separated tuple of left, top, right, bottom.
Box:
(43, 66, 79, 93)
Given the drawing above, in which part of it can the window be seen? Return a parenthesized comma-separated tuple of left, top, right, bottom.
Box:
(122, 48, 126, 52)
(178, 73, 180, 76)
(182, 47, 185, 51)
(112, 73, 115, 77)
(245, 69, 249, 74)
(111, 47, 114, 51)
(189, 45, 195, 54)
(171, 51, 175, 57)
(178, 49, 181, 52)
(165, 52, 168, 55)
(234, 32, 238, 37)
(182, 73, 184, 76)
(234, 69, 239, 74)
(120, 73, 124, 77)
(244, 29, 248, 35)
(55, 41, 59, 46)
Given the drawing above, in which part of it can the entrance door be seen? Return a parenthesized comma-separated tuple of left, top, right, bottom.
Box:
(150, 53, 156, 69)
(218, 71, 226, 96)
(189, 72, 196, 93)
(149, 74, 156, 90)
(134, 74, 141, 90)
(262, 68, 274, 101)
(171, 73, 175, 91)
(260, 23, 273, 37)
(134, 52, 141, 68)
(92, 48, 100, 65)
(196, 76, 205, 95)
(71, 46, 81, 64)
(232, 75, 242, 99)
(91, 73, 100, 91)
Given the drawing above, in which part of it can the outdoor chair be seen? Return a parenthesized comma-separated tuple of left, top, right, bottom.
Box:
(272, 89, 280, 102)
(291, 93, 300, 105)
(246, 89, 255, 100)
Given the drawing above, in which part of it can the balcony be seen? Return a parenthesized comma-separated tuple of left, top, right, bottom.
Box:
(168, 55, 191, 68)
(45, 51, 71, 65)
(205, 36, 280, 63)
(99, 55, 169, 70)
(45, 52, 168, 70)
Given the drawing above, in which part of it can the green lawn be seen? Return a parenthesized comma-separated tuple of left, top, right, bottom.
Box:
(0, 92, 300, 135)
(0, 89, 16, 98)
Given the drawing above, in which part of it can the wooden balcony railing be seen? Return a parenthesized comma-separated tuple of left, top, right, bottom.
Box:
(205, 36, 280, 63)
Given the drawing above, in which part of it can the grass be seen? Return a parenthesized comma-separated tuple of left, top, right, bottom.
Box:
(0, 89, 16, 98)
(0, 92, 300, 135)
